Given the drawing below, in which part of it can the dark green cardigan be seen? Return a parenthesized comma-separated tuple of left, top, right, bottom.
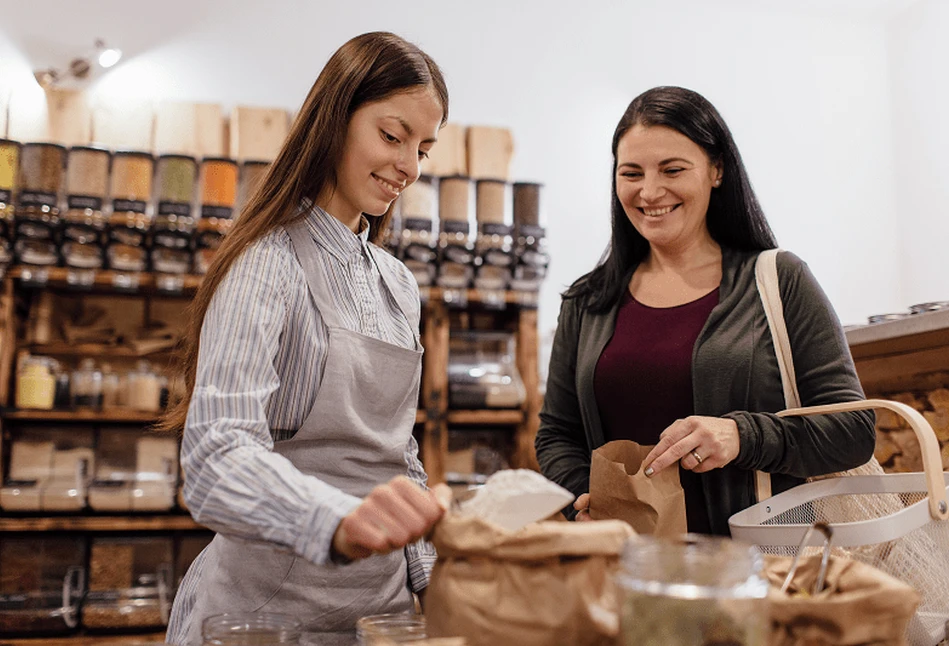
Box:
(535, 249, 875, 535)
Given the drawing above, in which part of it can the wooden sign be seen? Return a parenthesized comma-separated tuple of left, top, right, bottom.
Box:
(466, 126, 514, 181)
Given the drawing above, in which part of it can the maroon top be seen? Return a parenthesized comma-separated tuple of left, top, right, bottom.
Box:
(594, 286, 719, 532)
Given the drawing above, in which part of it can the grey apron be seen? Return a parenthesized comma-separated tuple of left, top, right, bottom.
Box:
(178, 220, 422, 645)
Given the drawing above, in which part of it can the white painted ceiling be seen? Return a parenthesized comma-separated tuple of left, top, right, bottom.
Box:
(0, 0, 923, 74)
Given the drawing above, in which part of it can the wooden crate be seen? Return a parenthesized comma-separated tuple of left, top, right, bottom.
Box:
(229, 106, 289, 161)
(421, 122, 466, 177)
(154, 101, 226, 157)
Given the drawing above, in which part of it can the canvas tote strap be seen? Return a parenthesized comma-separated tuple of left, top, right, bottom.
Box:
(754, 249, 800, 501)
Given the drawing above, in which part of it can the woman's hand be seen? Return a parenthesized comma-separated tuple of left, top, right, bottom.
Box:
(331, 476, 450, 561)
(643, 416, 740, 477)
(573, 493, 593, 522)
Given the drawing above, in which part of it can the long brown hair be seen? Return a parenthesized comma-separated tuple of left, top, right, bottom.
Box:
(158, 32, 449, 434)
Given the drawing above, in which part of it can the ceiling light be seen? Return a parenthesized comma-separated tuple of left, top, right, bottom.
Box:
(95, 39, 122, 68)
(97, 47, 122, 69)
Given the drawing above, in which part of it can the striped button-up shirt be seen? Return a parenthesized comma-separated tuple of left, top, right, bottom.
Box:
(176, 205, 435, 606)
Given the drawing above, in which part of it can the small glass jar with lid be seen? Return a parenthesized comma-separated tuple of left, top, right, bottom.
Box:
(70, 358, 103, 409)
(126, 359, 162, 412)
(15, 355, 56, 410)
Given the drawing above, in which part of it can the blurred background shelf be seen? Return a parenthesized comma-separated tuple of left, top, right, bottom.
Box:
(0, 515, 205, 532)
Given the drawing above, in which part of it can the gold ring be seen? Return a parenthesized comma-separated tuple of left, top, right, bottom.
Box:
(691, 450, 704, 464)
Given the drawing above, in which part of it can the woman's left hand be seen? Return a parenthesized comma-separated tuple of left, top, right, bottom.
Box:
(642, 416, 740, 476)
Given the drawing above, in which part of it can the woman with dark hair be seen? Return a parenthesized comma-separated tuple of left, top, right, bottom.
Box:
(165, 32, 450, 645)
(535, 86, 874, 535)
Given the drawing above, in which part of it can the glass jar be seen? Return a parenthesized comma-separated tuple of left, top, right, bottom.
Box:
(202, 612, 302, 645)
(108, 151, 154, 273)
(70, 358, 103, 409)
(15, 143, 66, 266)
(0, 139, 21, 264)
(126, 360, 162, 412)
(615, 534, 769, 646)
(62, 146, 110, 269)
(101, 363, 121, 408)
(356, 613, 427, 645)
(15, 356, 56, 410)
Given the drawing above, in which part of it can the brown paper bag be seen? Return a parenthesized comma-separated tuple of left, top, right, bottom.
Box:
(764, 554, 920, 646)
(426, 514, 634, 646)
(588, 440, 686, 536)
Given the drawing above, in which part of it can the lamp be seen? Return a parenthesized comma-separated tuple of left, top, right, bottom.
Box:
(33, 38, 123, 88)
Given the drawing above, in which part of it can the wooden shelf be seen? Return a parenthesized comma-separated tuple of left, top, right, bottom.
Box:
(1, 632, 166, 645)
(21, 342, 174, 358)
(1, 409, 160, 423)
(5, 266, 201, 295)
(0, 515, 205, 532)
(846, 309, 949, 393)
(446, 409, 525, 425)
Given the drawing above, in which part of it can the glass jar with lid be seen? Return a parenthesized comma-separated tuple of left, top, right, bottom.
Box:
(615, 534, 769, 646)
(126, 359, 162, 412)
(15, 355, 56, 410)
(70, 358, 103, 409)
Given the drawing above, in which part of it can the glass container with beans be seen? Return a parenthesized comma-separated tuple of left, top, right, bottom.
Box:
(15, 143, 66, 266)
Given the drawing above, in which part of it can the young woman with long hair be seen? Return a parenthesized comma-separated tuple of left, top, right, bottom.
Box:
(165, 32, 450, 645)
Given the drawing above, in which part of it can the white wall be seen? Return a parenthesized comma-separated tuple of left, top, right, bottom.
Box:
(888, 0, 949, 310)
(0, 0, 904, 337)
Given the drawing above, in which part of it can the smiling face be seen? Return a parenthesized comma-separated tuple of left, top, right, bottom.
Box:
(615, 123, 722, 254)
(320, 86, 444, 230)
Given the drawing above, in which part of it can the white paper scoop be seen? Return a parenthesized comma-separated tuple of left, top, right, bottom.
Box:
(456, 469, 575, 532)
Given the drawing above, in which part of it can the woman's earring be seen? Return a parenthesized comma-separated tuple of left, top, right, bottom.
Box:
(714, 178, 722, 187)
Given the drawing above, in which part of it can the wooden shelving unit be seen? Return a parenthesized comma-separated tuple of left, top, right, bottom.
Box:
(0, 514, 205, 533)
(5, 265, 202, 295)
(0, 265, 544, 641)
(1, 409, 160, 423)
(445, 409, 524, 425)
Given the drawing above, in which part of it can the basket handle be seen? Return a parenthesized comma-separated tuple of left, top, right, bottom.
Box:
(777, 398, 948, 521)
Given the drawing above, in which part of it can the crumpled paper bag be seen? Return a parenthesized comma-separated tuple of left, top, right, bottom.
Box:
(764, 554, 920, 646)
(425, 514, 634, 646)
(588, 440, 686, 536)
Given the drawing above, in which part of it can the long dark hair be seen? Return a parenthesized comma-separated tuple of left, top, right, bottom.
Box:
(565, 86, 776, 312)
(158, 32, 449, 434)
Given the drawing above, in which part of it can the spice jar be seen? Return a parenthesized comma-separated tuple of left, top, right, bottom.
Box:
(396, 175, 437, 287)
(202, 612, 303, 645)
(15, 143, 65, 266)
(107, 151, 153, 272)
(437, 176, 474, 289)
(15, 356, 56, 410)
(70, 358, 103, 409)
(61, 146, 110, 269)
(151, 154, 197, 274)
(193, 158, 238, 274)
(615, 534, 769, 646)
(0, 139, 21, 264)
(126, 359, 162, 412)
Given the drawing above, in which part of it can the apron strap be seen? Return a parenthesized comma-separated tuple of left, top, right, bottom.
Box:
(365, 244, 422, 350)
(286, 219, 344, 329)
